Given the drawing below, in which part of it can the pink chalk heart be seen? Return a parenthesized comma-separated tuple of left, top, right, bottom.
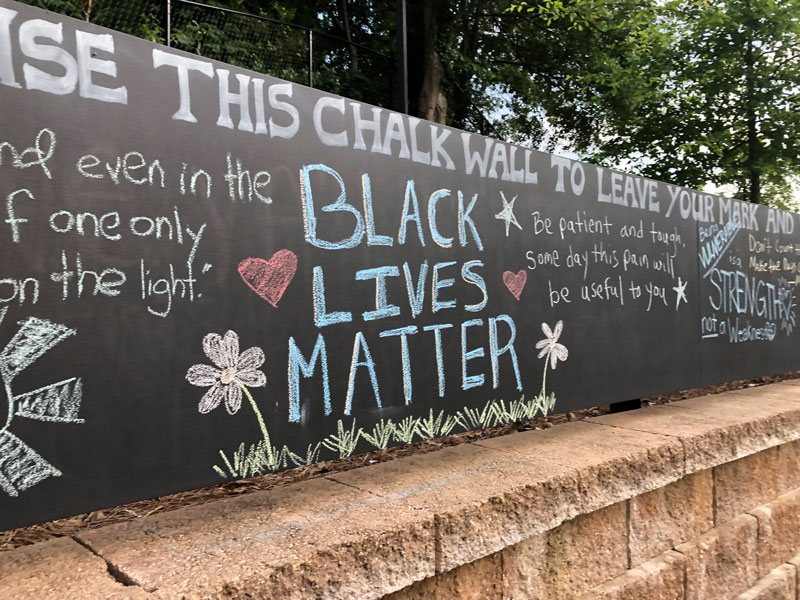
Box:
(238, 250, 297, 308)
(502, 270, 527, 301)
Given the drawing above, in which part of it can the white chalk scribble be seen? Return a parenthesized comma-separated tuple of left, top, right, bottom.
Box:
(1, 314, 83, 497)
(673, 277, 689, 310)
(494, 191, 522, 237)
(14, 378, 84, 423)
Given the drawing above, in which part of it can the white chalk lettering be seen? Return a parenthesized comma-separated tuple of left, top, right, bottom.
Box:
(152, 49, 214, 123)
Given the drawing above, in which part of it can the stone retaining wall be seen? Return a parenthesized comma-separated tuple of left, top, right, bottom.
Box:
(3, 381, 800, 599)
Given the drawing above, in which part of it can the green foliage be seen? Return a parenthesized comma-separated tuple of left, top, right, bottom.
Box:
(21, 0, 796, 204)
(19, 0, 395, 106)
(512, 0, 800, 206)
(454, 0, 798, 206)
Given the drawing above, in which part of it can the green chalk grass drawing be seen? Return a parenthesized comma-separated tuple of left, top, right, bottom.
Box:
(186, 322, 569, 480)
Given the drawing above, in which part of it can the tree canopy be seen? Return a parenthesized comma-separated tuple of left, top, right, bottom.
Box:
(20, 0, 800, 206)
(504, 0, 800, 207)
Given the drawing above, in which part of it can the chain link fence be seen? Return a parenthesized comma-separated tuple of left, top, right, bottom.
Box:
(19, 0, 396, 108)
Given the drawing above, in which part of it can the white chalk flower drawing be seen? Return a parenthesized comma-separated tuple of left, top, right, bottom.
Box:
(186, 330, 267, 415)
(0, 308, 84, 497)
(186, 330, 274, 471)
(534, 320, 569, 414)
(535, 320, 569, 370)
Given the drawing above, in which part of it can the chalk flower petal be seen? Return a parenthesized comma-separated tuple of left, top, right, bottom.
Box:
(186, 364, 220, 387)
(224, 383, 242, 415)
(202, 333, 228, 369)
(220, 330, 239, 368)
(237, 368, 266, 388)
(541, 322, 553, 338)
(199, 382, 224, 413)
(237, 347, 265, 371)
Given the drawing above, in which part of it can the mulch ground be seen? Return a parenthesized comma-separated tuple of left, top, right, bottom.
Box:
(2, 371, 799, 551)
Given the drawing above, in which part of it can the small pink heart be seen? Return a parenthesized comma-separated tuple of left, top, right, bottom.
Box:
(502, 270, 527, 301)
(238, 250, 297, 308)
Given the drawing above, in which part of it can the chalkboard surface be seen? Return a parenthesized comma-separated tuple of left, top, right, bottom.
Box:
(1, 0, 798, 530)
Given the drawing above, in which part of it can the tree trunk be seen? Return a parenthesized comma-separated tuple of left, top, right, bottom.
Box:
(744, 11, 761, 204)
(450, 0, 482, 130)
(339, 0, 359, 73)
(418, 0, 447, 124)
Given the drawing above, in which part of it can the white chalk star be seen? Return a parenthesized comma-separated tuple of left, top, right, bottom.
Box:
(673, 277, 688, 310)
(495, 192, 522, 237)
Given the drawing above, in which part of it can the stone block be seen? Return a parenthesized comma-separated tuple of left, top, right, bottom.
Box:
(329, 442, 580, 573)
(676, 513, 759, 600)
(629, 468, 714, 565)
(0, 537, 152, 600)
(775, 380, 800, 388)
(735, 564, 796, 600)
(579, 551, 685, 600)
(501, 533, 546, 600)
(10, 384, 798, 600)
(731, 386, 800, 404)
(594, 394, 800, 475)
(384, 552, 503, 600)
(788, 551, 800, 574)
(750, 489, 800, 576)
(777, 439, 800, 495)
(503, 501, 628, 599)
(78, 477, 435, 600)
(476, 421, 683, 517)
(715, 447, 780, 525)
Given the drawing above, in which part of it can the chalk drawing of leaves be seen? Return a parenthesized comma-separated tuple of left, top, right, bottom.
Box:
(0, 308, 84, 497)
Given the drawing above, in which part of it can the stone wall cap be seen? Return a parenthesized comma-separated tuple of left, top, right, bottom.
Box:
(4, 382, 800, 599)
(76, 476, 436, 600)
(593, 386, 800, 473)
(0, 536, 151, 600)
(475, 421, 684, 512)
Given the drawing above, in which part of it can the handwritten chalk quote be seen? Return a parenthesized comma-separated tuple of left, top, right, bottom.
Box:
(1, 0, 799, 530)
